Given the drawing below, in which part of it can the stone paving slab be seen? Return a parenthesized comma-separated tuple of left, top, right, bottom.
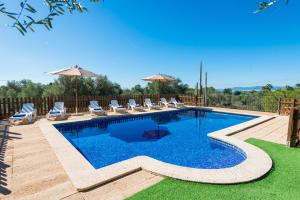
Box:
(77, 170, 163, 200)
(232, 116, 288, 144)
(0, 124, 77, 200)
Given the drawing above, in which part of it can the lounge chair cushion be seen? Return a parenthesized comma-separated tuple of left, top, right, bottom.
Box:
(12, 113, 27, 118)
(49, 111, 61, 115)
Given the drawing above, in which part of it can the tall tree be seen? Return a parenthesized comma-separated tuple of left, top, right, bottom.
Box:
(130, 85, 145, 95)
(262, 84, 273, 92)
(94, 75, 122, 96)
(285, 85, 294, 91)
(145, 79, 189, 95)
(0, 79, 44, 98)
(223, 88, 232, 95)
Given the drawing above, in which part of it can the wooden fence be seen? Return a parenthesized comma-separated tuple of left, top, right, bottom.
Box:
(287, 107, 300, 147)
(0, 94, 203, 119)
(278, 98, 300, 115)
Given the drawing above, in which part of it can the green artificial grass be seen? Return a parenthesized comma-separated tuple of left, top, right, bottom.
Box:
(128, 139, 300, 200)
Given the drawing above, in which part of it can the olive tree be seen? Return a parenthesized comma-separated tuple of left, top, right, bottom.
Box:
(255, 0, 289, 13)
(0, 0, 102, 35)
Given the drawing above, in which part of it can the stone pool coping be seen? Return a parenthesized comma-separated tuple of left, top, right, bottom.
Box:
(38, 108, 274, 191)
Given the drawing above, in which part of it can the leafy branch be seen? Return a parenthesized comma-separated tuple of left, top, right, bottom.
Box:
(0, 0, 102, 35)
(254, 0, 289, 13)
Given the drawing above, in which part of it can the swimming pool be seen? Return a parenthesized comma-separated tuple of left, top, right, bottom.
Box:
(55, 109, 256, 169)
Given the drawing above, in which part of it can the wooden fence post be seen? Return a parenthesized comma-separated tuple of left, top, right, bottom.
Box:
(141, 94, 144, 106)
(277, 97, 282, 115)
(3, 98, 7, 119)
(11, 98, 15, 116)
(20, 97, 23, 112)
(295, 108, 300, 147)
(16, 98, 20, 113)
(287, 107, 295, 147)
(287, 107, 300, 147)
(292, 98, 296, 108)
(0, 98, 2, 119)
(7, 98, 11, 117)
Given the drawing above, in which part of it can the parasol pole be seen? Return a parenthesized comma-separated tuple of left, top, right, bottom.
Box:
(75, 76, 78, 114)
(205, 72, 208, 106)
(157, 80, 160, 103)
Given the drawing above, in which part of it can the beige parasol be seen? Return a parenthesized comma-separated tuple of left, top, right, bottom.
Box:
(142, 74, 176, 83)
(48, 65, 98, 114)
(142, 73, 176, 100)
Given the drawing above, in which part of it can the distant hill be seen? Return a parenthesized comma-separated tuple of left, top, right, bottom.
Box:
(231, 86, 262, 91)
(218, 86, 285, 92)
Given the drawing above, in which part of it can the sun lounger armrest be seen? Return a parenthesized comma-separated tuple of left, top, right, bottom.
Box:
(33, 109, 37, 119)
(109, 104, 114, 111)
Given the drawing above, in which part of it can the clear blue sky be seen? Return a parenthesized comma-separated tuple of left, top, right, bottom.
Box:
(1, 0, 300, 89)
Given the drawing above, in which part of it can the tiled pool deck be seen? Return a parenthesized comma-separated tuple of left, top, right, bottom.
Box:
(0, 107, 288, 200)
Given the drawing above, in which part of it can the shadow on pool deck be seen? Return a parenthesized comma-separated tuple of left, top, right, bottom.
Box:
(0, 124, 21, 196)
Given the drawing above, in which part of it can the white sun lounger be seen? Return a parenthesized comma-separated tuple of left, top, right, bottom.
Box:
(144, 98, 160, 110)
(160, 98, 173, 108)
(128, 99, 144, 111)
(170, 97, 184, 108)
(89, 101, 106, 115)
(109, 100, 127, 113)
(9, 103, 37, 124)
(47, 102, 67, 119)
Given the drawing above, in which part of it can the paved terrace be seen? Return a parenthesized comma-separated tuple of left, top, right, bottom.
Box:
(208, 107, 288, 145)
(0, 108, 288, 200)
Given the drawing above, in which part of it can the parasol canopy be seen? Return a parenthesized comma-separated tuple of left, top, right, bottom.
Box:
(48, 65, 98, 77)
(142, 73, 176, 83)
(48, 65, 98, 114)
(142, 73, 177, 102)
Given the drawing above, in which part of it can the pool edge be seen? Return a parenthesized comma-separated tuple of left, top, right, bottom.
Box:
(38, 108, 274, 191)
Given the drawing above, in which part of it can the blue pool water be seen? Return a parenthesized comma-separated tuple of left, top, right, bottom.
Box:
(55, 109, 256, 169)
